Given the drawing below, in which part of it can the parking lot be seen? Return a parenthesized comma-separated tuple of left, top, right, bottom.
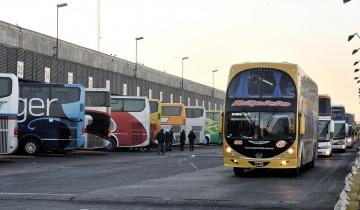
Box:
(0, 144, 357, 210)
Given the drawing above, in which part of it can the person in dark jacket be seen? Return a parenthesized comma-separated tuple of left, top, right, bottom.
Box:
(156, 129, 166, 155)
(168, 128, 174, 151)
(180, 129, 186, 151)
(188, 130, 196, 151)
(165, 130, 170, 151)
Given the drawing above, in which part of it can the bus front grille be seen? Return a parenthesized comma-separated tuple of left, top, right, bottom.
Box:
(0, 117, 9, 154)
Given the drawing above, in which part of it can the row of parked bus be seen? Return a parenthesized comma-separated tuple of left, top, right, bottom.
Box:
(223, 62, 357, 176)
(0, 73, 223, 155)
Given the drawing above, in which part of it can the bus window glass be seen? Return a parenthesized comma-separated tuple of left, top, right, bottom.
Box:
(186, 108, 204, 118)
(111, 99, 123, 112)
(334, 123, 345, 140)
(319, 98, 331, 116)
(86, 91, 110, 107)
(206, 112, 213, 120)
(162, 106, 181, 116)
(226, 112, 295, 140)
(227, 69, 295, 99)
(123, 99, 145, 112)
(332, 109, 345, 121)
(213, 112, 219, 122)
(149, 101, 158, 113)
(51, 87, 80, 103)
(318, 121, 329, 142)
(0, 78, 12, 98)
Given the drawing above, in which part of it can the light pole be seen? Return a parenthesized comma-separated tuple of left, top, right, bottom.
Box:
(348, 33, 360, 41)
(56, 3, 68, 59)
(181, 57, 189, 90)
(344, 0, 352, 3)
(212, 69, 218, 110)
(134, 36, 144, 78)
(353, 48, 360, 55)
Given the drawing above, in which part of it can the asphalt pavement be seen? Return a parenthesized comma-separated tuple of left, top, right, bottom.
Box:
(0, 144, 357, 210)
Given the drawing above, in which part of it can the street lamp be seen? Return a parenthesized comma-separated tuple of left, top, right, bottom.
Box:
(212, 70, 218, 97)
(354, 77, 358, 80)
(355, 69, 360, 73)
(56, 3, 68, 59)
(354, 61, 360, 66)
(343, 0, 352, 3)
(181, 57, 189, 90)
(134, 36, 144, 78)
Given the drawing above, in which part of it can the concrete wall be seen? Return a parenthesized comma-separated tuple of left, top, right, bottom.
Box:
(0, 20, 224, 100)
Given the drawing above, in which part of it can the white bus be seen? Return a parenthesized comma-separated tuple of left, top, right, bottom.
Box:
(0, 73, 19, 154)
(110, 96, 150, 149)
(185, 106, 206, 144)
(331, 105, 348, 153)
(317, 95, 334, 157)
(84, 88, 111, 149)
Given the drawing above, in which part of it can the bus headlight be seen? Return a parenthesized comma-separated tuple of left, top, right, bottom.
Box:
(226, 147, 232, 153)
(281, 160, 287, 165)
(347, 138, 352, 143)
(287, 148, 294, 154)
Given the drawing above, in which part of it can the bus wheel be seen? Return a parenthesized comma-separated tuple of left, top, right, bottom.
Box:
(22, 138, 40, 156)
(233, 167, 245, 176)
(106, 138, 117, 152)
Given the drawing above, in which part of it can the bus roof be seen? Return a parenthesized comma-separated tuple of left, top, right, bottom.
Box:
(332, 104, 345, 108)
(318, 94, 331, 99)
(161, 103, 184, 107)
(206, 110, 221, 113)
(111, 96, 148, 100)
(85, 88, 109, 92)
(185, 106, 205, 109)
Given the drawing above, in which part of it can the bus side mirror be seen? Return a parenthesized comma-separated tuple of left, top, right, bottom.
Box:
(300, 114, 305, 136)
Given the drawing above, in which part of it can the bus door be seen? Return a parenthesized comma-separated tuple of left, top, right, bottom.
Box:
(0, 74, 18, 154)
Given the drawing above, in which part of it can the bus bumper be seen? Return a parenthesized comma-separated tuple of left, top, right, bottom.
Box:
(224, 156, 298, 169)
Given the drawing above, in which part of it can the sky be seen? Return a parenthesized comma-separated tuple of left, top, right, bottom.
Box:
(0, 0, 360, 119)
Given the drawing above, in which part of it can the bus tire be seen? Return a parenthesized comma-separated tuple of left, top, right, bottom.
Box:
(106, 138, 117, 152)
(341, 148, 347, 153)
(22, 137, 40, 156)
(233, 167, 245, 176)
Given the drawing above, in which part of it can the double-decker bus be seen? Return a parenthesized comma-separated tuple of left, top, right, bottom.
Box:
(149, 99, 162, 146)
(18, 82, 85, 155)
(345, 113, 355, 148)
(84, 88, 111, 149)
(331, 105, 347, 153)
(185, 106, 206, 144)
(223, 62, 318, 176)
(317, 95, 334, 157)
(161, 103, 186, 145)
(205, 110, 223, 144)
(0, 74, 19, 154)
(110, 96, 150, 149)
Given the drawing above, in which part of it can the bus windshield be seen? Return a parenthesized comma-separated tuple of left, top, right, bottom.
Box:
(226, 112, 295, 140)
(332, 109, 345, 121)
(0, 78, 12, 98)
(86, 91, 110, 107)
(149, 101, 158, 113)
(162, 106, 182, 116)
(318, 120, 329, 142)
(186, 108, 204, 118)
(319, 98, 331, 116)
(334, 123, 345, 140)
(227, 69, 296, 99)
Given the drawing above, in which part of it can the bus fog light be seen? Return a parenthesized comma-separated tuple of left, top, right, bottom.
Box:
(325, 151, 330, 155)
(281, 160, 287, 165)
(287, 148, 294, 154)
(234, 159, 238, 163)
(226, 147, 232, 153)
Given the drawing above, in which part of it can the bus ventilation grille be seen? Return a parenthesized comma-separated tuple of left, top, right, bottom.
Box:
(0, 117, 9, 154)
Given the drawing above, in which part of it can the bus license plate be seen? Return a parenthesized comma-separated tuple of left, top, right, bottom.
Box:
(254, 162, 264, 167)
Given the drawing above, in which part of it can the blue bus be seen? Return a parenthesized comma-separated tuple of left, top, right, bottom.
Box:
(18, 82, 85, 155)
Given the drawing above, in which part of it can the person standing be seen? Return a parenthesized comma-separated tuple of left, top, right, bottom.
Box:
(156, 129, 166, 155)
(180, 129, 186, 151)
(188, 130, 196, 151)
(168, 128, 174, 151)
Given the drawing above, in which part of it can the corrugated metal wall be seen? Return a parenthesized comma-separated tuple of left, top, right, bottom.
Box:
(0, 44, 224, 110)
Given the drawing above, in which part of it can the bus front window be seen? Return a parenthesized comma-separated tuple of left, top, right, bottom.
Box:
(162, 106, 181, 116)
(86, 91, 110, 107)
(0, 78, 12, 98)
(333, 123, 345, 140)
(226, 112, 295, 140)
(318, 121, 330, 142)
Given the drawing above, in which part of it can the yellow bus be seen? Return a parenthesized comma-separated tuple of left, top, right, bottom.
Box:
(161, 103, 186, 145)
(223, 62, 318, 176)
(149, 99, 162, 145)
